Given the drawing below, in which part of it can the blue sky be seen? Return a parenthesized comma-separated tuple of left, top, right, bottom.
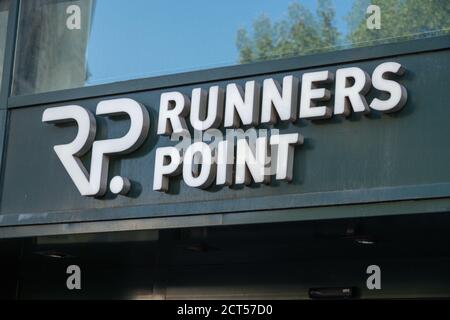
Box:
(86, 0, 354, 85)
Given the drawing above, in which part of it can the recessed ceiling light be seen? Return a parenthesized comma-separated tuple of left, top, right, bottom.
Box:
(35, 250, 72, 259)
(186, 243, 218, 252)
(355, 238, 376, 245)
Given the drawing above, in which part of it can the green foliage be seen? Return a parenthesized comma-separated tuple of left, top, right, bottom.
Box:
(236, 0, 450, 64)
(236, 1, 339, 63)
(317, 0, 340, 46)
(347, 0, 450, 47)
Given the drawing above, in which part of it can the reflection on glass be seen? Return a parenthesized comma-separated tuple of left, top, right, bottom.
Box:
(12, 0, 450, 95)
(0, 0, 10, 90)
(13, 0, 94, 95)
(237, 0, 450, 63)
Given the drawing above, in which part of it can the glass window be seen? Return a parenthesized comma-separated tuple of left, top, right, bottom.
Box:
(11, 0, 450, 95)
(0, 0, 10, 90)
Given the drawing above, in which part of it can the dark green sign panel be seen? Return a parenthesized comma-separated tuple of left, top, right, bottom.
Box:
(0, 43, 449, 229)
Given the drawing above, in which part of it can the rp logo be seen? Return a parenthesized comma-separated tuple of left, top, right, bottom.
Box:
(42, 98, 150, 197)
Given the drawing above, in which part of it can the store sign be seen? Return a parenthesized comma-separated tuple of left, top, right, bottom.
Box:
(3, 46, 450, 229)
(42, 62, 406, 198)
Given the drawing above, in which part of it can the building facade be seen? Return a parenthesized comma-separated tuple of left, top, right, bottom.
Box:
(0, 0, 449, 299)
